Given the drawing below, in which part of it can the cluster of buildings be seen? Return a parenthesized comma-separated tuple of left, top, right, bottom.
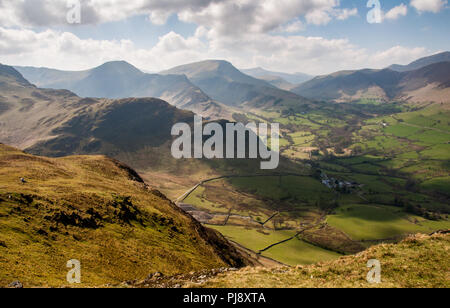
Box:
(320, 172, 359, 191)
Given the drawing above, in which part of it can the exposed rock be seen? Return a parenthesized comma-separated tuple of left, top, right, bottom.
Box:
(9, 281, 23, 288)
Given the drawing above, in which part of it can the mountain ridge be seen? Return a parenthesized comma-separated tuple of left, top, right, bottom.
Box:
(388, 51, 450, 72)
(161, 60, 312, 110)
(291, 61, 450, 103)
(15, 61, 228, 120)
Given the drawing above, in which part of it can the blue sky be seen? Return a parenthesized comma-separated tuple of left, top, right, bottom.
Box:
(0, 0, 448, 75)
(57, 1, 450, 52)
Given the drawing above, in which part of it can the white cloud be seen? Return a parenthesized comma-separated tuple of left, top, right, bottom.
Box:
(305, 9, 333, 25)
(0, 27, 430, 76)
(0, 0, 364, 76)
(0, 0, 358, 32)
(148, 11, 172, 25)
(410, 0, 448, 13)
(304, 6, 358, 26)
(275, 20, 305, 33)
(0, 0, 429, 76)
(370, 46, 427, 66)
(384, 3, 408, 20)
(335, 8, 358, 20)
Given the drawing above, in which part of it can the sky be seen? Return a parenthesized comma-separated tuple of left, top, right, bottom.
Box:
(0, 0, 449, 75)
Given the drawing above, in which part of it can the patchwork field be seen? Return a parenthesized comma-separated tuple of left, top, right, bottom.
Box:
(177, 100, 450, 266)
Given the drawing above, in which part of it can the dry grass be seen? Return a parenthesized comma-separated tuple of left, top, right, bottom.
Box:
(199, 233, 450, 288)
(0, 144, 246, 287)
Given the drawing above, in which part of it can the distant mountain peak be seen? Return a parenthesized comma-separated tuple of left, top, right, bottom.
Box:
(93, 60, 143, 75)
(169, 60, 240, 77)
(194, 59, 233, 66)
(161, 59, 312, 108)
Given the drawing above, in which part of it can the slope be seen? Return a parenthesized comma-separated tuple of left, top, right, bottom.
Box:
(200, 232, 450, 288)
(0, 144, 248, 287)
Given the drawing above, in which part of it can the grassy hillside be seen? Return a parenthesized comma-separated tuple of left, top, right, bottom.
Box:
(199, 233, 450, 288)
(0, 144, 248, 287)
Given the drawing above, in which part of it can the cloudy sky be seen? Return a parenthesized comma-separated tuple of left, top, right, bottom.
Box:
(0, 0, 449, 75)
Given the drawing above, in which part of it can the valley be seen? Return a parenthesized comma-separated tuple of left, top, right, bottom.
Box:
(0, 51, 449, 287)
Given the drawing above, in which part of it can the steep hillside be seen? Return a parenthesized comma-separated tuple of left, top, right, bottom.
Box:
(27, 97, 194, 157)
(389, 51, 450, 72)
(0, 64, 32, 87)
(0, 144, 248, 287)
(0, 64, 85, 149)
(396, 61, 450, 103)
(292, 62, 450, 103)
(15, 62, 229, 119)
(292, 68, 402, 102)
(161, 60, 312, 110)
(199, 232, 450, 288)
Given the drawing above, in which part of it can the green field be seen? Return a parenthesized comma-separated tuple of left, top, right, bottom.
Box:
(229, 175, 333, 204)
(262, 236, 341, 265)
(327, 204, 450, 241)
(184, 186, 230, 214)
(185, 101, 450, 267)
(210, 225, 296, 252)
(210, 225, 340, 265)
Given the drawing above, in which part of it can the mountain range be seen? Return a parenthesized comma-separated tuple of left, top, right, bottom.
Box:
(15, 52, 450, 111)
(0, 63, 192, 153)
(388, 51, 450, 72)
(15, 61, 230, 120)
(291, 55, 450, 103)
(160, 60, 312, 110)
(0, 62, 218, 197)
(17, 60, 313, 117)
(0, 64, 289, 199)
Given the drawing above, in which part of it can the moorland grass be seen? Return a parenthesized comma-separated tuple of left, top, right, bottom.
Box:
(200, 233, 450, 288)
